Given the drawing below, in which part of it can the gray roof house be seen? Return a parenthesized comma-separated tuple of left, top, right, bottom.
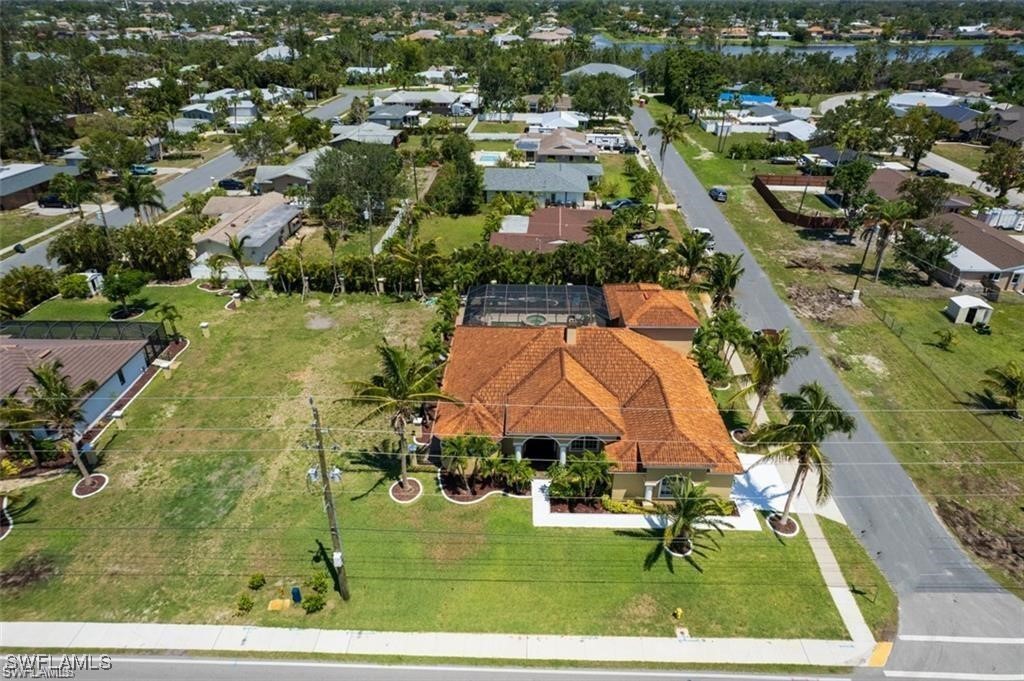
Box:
(483, 163, 602, 206)
(195, 192, 301, 264)
(330, 122, 402, 147)
(562, 63, 638, 82)
(255, 45, 299, 62)
(254, 147, 330, 193)
(367, 105, 420, 129)
(0, 163, 80, 210)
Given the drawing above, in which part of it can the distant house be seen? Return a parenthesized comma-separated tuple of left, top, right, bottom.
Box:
(756, 30, 791, 40)
(522, 94, 573, 113)
(562, 63, 638, 86)
(525, 110, 589, 133)
(254, 147, 330, 193)
(0, 163, 80, 211)
(367, 104, 420, 129)
(383, 90, 479, 116)
(983, 106, 1024, 146)
(770, 119, 818, 142)
(928, 105, 984, 140)
(405, 29, 442, 41)
(483, 163, 602, 205)
(492, 33, 523, 48)
(867, 168, 972, 212)
(126, 76, 162, 94)
(527, 29, 572, 45)
(921, 212, 1024, 292)
(0, 320, 171, 437)
(416, 65, 468, 83)
(432, 283, 739, 502)
(194, 192, 301, 264)
(345, 65, 390, 79)
(720, 26, 749, 40)
(515, 128, 600, 163)
(255, 45, 299, 62)
(489, 206, 612, 252)
(330, 122, 402, 147)
(889, 91, 962, 110)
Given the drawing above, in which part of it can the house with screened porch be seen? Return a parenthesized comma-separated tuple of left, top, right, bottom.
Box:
(429, 284, 743, 502)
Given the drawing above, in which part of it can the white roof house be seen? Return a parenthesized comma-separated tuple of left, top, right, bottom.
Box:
(770, 119, 818, 142)
(562, 63, 638, 80)
(525, 110, 589, 133)
(416, 66, 468, 83)
(889, 91, 962, 110)
(127, 76, 162, 93)
(255, 45, 299, 62)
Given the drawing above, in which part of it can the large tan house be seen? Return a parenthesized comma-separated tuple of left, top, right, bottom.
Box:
(432, 284, 741, 502)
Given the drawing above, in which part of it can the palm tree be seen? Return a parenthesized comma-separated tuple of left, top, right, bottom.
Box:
(980, 360, 1024, 420)
(347, 342, 460, 488)
(321, 227, 344, 296)
(863, 200, 914, 282)
(227, 234, 258, 298)
(648, 112, 687, 207)
(694, 253, 745, 310)
(675, 230, 710, 282)
(26, 360, 99, 483)
(51, 174, 100, 223)
(157, 302, 182, 340)
(391, 238, 441, 298)
(734, 329, 809, 422)
(499, 458, 534, 495)
(749, 383, 856, 532)
(440, 436, 474, 492)
(113, 176, 166, 224)
(0, 397, 44, 470)
(206, 253, 231, 290)
(649, 475, 732, 565)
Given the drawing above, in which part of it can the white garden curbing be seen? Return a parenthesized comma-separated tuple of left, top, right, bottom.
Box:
(71, 473, 109, 499)
(388, 479, 423, 505)
(437, 470, 531, 506)
(0, 496, 12, 541)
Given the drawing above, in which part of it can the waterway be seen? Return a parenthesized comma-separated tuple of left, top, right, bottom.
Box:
(591, 34, 1024, 61)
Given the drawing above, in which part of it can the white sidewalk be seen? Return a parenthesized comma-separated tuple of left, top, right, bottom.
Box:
(0, 621, 876, 666)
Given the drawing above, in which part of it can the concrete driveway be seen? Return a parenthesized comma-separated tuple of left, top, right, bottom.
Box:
(633, 104, 1024, 680)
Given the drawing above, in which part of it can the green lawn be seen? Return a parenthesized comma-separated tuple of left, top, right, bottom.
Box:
(159, 135, 235, 169)
(2, 289, 852, 639)
(819, 518, 899, 641)
(0, 210, 70, 250)
(773, 189, 845, 217)
(931, 142, 988, 172)
(473, 121, 526, 134)
(418, 213, 486, 252)
(474, 140, 514, 152)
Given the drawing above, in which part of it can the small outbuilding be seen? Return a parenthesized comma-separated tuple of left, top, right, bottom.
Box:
(944, 295, 993, 325)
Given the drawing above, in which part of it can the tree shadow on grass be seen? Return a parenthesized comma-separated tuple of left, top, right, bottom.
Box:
(4, 494, 40, 524)
(962, 390, 1016, 420)
(348, 438, 400, 501)
(613, 528, 708, 574)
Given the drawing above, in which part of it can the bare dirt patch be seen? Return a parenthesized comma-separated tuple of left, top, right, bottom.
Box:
(0, 553, 58, 590)
(785, 285, 852, 322)
(851, 354, 888, 377)
(305, 314, 335, 330)
(619, 593, 660, 621)
(937, 500, 1024, 582)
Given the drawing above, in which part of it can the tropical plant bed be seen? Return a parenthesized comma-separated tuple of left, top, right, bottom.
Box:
(549, 499, 606, 514)
(439, 472, 524, 502)
(664, 537, 693, 558)
(72, 473, 109, 498)
(109, 307, 145, 321)
(768, 514, 800, 537)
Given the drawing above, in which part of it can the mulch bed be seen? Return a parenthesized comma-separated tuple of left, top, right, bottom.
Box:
(226, 299, 238, 311)
(391, 477, 422, 502)
(198, 282, 225, 292)
(73, 475, 106, 497)
(549, 499, 605, 514)
(439, 472, 508, 502)
(109, 307, 145, 321)
(768, 514, 799, 535)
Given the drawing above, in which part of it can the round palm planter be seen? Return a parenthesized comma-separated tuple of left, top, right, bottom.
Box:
(389, 478, 423, 505)
(767, 513, 800, 538)
(72, 473, 109, 499)
(663, 538, 693, 558)
(730, 428, 755, 449)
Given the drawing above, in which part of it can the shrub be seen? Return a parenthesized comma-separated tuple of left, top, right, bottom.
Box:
(248, 573, 266, 591)
(0, 266, 58, 319)
(0, 458, 21, 478)
(305, 570, 330, 595)
(600, 495, 649, 514)
(235, 593, 254, 615)
(58, 274, 91, 299)
(301, 592, 326, 614)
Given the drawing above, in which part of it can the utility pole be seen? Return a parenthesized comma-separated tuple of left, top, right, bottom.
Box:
(851, 224, 877, 303)
(309, 396, 350, 601)
(365, 193, 379, 295)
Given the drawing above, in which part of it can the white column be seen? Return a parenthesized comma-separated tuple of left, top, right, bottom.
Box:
(644, 481, 658, 502)
(558, 444, 567, 466)
(514, 443, 522, 462)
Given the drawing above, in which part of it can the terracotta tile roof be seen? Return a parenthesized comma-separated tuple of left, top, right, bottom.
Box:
(434, 326, 740, 473)
(603, 283, 700, 329)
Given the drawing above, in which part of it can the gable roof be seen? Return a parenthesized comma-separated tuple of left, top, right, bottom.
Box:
(603, 283, 700, 329)
(435, 326, 740, 473)
(484, 164, 597, 194)
(517, 128, 599, 157)
(489, 206, 612, 252)
(926, 212, 1024, 271)
(196, 191, 300, 249)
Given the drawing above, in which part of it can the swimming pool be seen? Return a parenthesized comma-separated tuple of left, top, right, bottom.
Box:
(476, 151, 505, 166)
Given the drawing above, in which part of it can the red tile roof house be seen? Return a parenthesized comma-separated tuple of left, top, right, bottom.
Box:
(431, 284, 741, 503)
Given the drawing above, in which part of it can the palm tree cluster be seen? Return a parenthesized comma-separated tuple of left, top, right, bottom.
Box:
(440, 435, 534, 496)
(547, 450, 614, 508)
(980, 360, 1024, 421)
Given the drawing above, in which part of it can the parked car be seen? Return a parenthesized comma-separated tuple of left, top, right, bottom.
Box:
(917, 168, 950, 179)
(37, 194, 74, 209)
(770, 156, 798, 165)
(692, 227, 716, 253)
(708, 187, 728, 202)
(130, 164, 157, 176)
(217, 178, 246, 191)
(621, 144, 640, 154)
(603, 198, 642, 211)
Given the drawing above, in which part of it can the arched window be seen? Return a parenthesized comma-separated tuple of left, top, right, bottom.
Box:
(658, 476, 684, 499)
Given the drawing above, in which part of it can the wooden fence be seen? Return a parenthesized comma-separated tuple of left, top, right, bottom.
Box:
(752, 175, 847, 231)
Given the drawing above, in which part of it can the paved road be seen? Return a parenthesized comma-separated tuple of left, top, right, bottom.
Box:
(0, 91, 361, 275)
(64, 656, 870, 681)
(922, 150, 1024, 206)
(633, 106, 1024, 680)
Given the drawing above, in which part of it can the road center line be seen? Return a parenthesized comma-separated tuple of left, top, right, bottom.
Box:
(898, 635, 1024, 645)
